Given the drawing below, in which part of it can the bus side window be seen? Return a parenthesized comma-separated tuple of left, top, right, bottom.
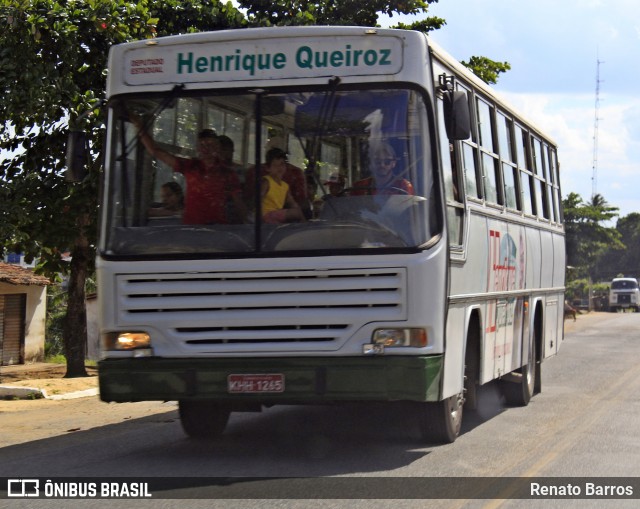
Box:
(531, 136, 550, 219)
(462, 141, 480, 199)
(476, 98, 501, 206)
(548, 147, 562, 222)
(497, 112, 520, 211)
(543, 142, 557, 221)
(515, 124, 535, 215)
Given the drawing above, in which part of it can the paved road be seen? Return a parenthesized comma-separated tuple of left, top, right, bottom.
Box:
(1, 312, 639, 508)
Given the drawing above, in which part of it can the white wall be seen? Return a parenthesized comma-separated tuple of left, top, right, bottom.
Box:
(0, 282, 47, 362)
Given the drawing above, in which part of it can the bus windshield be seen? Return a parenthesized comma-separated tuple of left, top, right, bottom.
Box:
(103, 87, 439, 257)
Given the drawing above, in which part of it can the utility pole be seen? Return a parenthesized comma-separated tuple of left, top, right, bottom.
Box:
(588, 58, 604, 312)
(591, 58, 603, 200)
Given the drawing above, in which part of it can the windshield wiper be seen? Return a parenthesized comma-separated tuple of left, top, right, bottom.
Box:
(299, 77, 341, 193)
(121, 83, 186, 159)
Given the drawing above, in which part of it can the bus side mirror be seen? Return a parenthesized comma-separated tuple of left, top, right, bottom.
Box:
(443, 91, 471, 141)
(66, 130, 88, 182)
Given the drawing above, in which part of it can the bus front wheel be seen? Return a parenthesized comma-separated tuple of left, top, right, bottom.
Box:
(178, 400, 231, 439)
(417, 392, 464, 444)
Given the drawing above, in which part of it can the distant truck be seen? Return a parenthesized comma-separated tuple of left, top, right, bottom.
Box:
(608, 278, 640, 312)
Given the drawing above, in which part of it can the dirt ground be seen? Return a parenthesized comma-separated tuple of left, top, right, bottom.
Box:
(0, 363, 99, 397)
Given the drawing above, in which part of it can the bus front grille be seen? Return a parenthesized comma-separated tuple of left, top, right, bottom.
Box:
(115, 268, 407, 351)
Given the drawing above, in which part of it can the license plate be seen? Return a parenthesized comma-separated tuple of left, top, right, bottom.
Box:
(227, 374, 285, 394)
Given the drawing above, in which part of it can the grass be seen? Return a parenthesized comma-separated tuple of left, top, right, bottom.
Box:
(44, 354, 97, 367)
(45, 354, 66, 365)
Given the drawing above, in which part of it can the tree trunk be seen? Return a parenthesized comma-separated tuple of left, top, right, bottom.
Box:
(63, 219, 90, 378)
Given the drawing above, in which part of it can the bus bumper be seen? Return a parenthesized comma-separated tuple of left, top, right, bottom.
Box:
(98, 356, 443, 404)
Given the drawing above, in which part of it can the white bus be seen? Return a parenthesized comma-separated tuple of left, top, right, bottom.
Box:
(85, 26, 565, 443)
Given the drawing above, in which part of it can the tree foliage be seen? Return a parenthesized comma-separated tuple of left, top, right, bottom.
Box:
(597, 212, 640, 280)
(238, 0, 439, 27)
(461, 55, 511, 85)
(563, 192, 623, 281)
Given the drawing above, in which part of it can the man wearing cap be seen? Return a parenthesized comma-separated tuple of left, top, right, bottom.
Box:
(323, 172, 346, 198)
(133, 118, 246, 225)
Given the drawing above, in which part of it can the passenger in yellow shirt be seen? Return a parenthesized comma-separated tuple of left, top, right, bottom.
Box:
(261, 148, 305, 223)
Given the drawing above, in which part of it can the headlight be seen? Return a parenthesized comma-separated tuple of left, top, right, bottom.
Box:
(363, 328, 428, 354)
(103, 332, 151, 350)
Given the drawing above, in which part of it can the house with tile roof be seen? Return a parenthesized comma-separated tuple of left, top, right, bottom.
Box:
(0, 262, 50, 365)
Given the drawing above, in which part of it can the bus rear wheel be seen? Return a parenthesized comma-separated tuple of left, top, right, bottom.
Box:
(178, 400, 231, 439)
(417, 392, 464, 444)
(501, 338, 536, 406)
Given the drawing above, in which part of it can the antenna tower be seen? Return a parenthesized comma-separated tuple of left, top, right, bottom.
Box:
(591, 58, 603, 199)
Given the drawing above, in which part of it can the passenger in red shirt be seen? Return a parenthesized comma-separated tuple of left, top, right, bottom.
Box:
(133, 118, 246, 225)
(351, 142, 414, 196)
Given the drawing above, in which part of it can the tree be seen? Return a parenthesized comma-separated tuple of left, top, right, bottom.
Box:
(460, 56, 511, 85)
(563, 192, 623, 281)
(597, 212, 640, 280)
(238, 0, 440, 27)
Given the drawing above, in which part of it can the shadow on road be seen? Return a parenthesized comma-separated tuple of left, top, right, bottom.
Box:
(2, 381, 510, 483)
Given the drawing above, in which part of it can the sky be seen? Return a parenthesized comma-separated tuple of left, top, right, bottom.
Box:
(382, 0, 640, 218)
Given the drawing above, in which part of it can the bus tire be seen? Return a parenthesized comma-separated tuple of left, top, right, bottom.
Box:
(178, 400, 231, 439)
(464, 320, 480, 411)
(417, 392, 464, 444)
(501, 336, 536, 406)
(463, 360, 478, 412)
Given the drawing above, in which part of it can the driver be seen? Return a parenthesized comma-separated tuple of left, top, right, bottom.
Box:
(351, 142, 414, 196)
